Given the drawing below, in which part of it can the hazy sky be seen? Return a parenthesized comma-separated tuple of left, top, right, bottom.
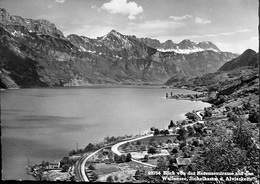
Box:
(1, 0, 258, 53)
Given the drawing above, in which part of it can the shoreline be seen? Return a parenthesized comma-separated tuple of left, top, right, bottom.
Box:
(24, 89, 210, 180)
(21, 87, 211, 181)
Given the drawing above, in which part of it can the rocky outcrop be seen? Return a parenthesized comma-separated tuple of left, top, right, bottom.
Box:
(0, 8, 63, 38)
(0, 8, 238, 88)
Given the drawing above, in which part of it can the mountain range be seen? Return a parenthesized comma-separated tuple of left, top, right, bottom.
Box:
(0, 8, 240, 88)
(139, 38, 220, 54)
(167, 48, 258, 95)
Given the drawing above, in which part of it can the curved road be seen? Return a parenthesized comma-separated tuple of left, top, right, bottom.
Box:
(111, 134, 156, 167)
(75, 147, 109, 182)
(76, 112, 205, 181)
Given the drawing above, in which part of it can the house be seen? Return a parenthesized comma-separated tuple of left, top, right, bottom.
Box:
(102, 148, 110, 155)
(176, 158, 191, 167)
(203, 127, 214, 135)
(47, 161, 60, 170)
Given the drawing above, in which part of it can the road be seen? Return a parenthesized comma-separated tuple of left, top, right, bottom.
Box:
(111, 134, 153, 156)
(74, 153, 90, 182)
(75, 147, 109, 182)
(111, 134, 156, 167)
(75, 111, 205, 181)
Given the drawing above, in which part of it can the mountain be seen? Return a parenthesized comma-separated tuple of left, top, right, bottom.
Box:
(139, 38, 221, 54)
(0, 8, 238, 88)
(218, 49, 258, 71)
(166, 49, 259, 99)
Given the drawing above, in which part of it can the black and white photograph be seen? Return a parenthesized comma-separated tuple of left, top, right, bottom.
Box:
(0, 0, 259, 182)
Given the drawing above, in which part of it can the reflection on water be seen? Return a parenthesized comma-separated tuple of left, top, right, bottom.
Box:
(1, 86, 210, 180)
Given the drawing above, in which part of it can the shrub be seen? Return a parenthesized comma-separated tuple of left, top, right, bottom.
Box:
(148, 147, 157, 154)
(248, 110, 259, 123)
(88, 164, 95, 170)
(126, 153, 132, 162)
(107, 175, 114, 182)
(171, 147, 178, 154)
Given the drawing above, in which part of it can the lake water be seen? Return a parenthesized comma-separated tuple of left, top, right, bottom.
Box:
(1, 86, 211, 180)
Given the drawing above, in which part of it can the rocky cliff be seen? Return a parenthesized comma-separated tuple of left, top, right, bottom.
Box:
(0, 8, 238, 88)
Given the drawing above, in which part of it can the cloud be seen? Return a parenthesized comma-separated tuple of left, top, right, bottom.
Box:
(204, 29, 252, 38)
(219, 32, 235, 36)
(55, 0, 65, 3)
(169, 15, 193, 21)
(91, 5, 101, 11)
(195, 17, 211, 24)
(204, 34, 218, 37)
(235, 29, 251, 33)
(169, 15, 211, 25)
(101, 0, 143, 20)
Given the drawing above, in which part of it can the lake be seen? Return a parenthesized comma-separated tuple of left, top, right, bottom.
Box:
(1, 85, 211, 180)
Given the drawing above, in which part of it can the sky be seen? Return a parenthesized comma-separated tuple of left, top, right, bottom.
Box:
(1, 0, 258, 54)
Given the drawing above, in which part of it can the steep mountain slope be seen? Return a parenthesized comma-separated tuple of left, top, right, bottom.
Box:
(0, 8, 238, 88)
(218, 49, 258, 71)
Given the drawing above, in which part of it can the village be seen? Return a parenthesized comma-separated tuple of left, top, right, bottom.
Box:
(26, 88, 259, 182)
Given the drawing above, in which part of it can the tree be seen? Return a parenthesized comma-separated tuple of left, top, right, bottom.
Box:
(192, 139, 199, 147)
(143, 155, 149, 162)
(84, 143, 95, 152)
(156, 157, 168, 172)
(171, 147, 178, 154)
(168, 120, 174, 129)
(248, 109, 259, 123)
(126, 153, 132, 162)
(169, 157, 178, 172)
(154, 129, 160, 136)
(177, 127, 187, 141)
(233, 120, 254, 150)
(60, 157, 72, 166)
(193, 123, 204, 135)
(150, 127, 156, 131)
(108, 151, 114, 162)
(115, 154, 126, 163)
(187, 126, 195, 136)
(61, 164, 70, 172)
(68, 149, 77, 156)
(195, 128, 247, 172)
(122, 154, 127, 162)
(136, 140, 141, 145)
(204, 110, 212, 117)
(183, 150, 191, 158)
(185, 112, 197, 121)
(114, 154, 120, 163)
(107, 175, 114, 182)
(160, 129, 165, 134)
(181, 120, 188, 125)
(166, 139, 172, 144)
(148, 147, 157, 154)
(164, 129, 170, 136)
(179, 142, 186, 150)
(114, 175, 119, 182)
